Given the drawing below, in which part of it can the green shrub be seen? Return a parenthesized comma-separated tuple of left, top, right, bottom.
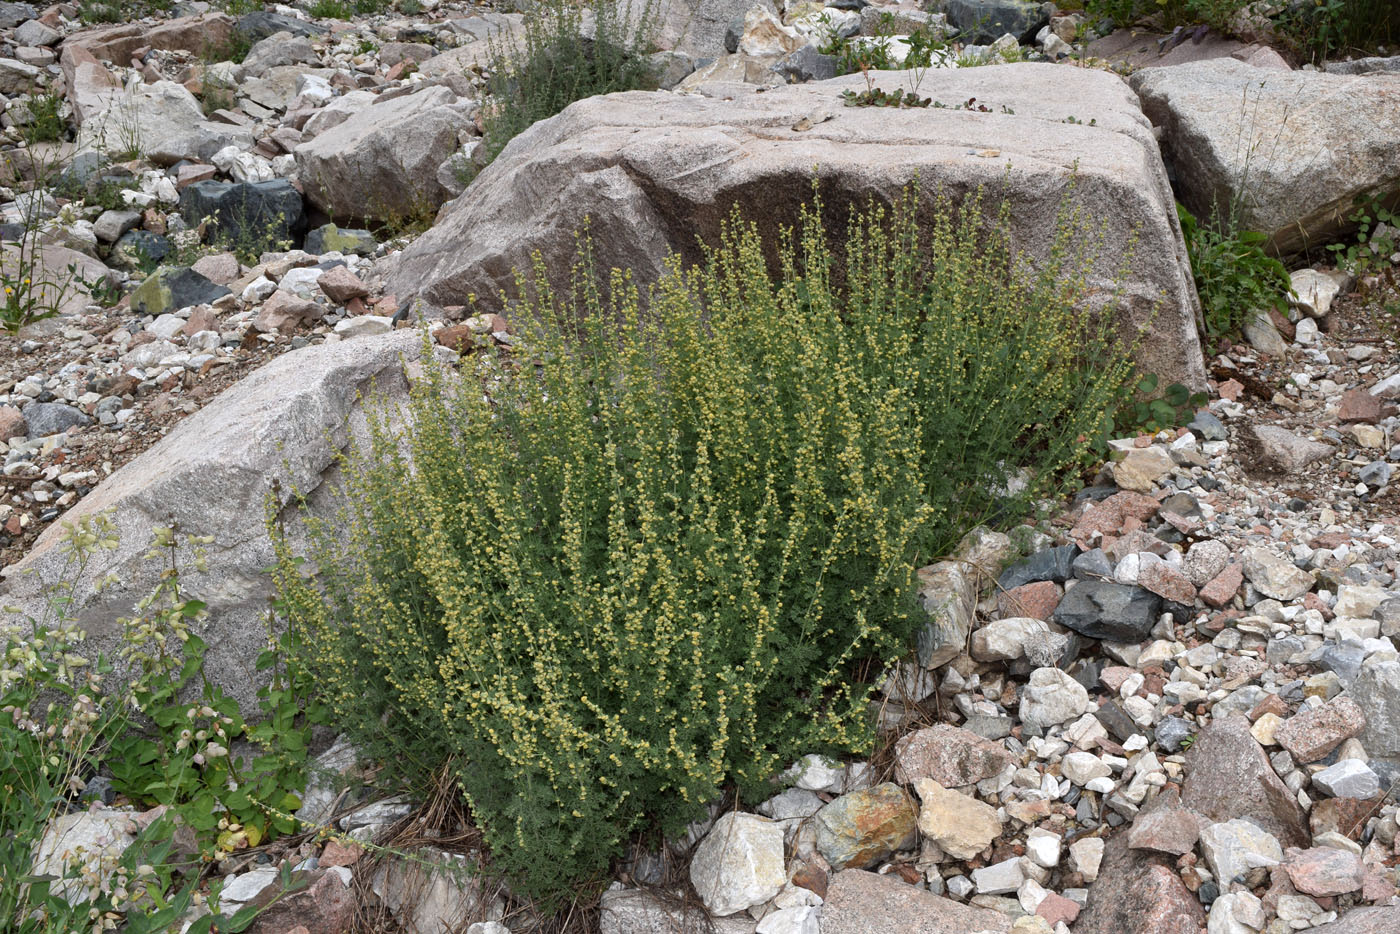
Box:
(479, 0, 657, 168)
(1178, 201, 1292, 339)
(275, 184, 1134, 908)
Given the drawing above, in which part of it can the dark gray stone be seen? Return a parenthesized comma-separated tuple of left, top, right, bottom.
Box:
(945, 0, 1049, 44)
(111, 230, 171, 270)
(999, 543, 1080, 590)
(179, 179, 306, 252)
(1155, 716, 1194, 753)
(1317, 642, 1367, 687)
(129, 267, 231, 317)
(1359, 460, 1392, 487)
(237, 10, 327, 41)
(57, 152, 103, 191)
(723, 13, 742, 53)
(1159, 492, 1200, 518)
(81, 775, 116, 805)
(773, 44, 838, 83)
(1188, 409, 1226, 441)
(23, 402, 92, 437)
(1095, 700, 1139, 743)
(303, 223, 378, 256)
(1053, 579, 1161, 642)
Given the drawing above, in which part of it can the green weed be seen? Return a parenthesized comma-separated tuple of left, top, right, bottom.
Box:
(1178, 201, 1292, 339)
(0, 516, 312, 932)
(1327, 192, 1399, 276)
(18, 91, 66, 145)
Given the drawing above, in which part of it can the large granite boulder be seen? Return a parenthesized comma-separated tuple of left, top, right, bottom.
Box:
(75, 78, 252, 166)
(653, 0, 781, 58)
(945, 0, 1050, 44)
(387, 64, 1207, 391)
(0, 332, 425, 716)
(820, 869, 1011, 933)
(418, 12, 525, 77)
(65, 12, 235, 63)
(1130, 58, 1400, 255)
(1074, 832, 1207, 934)
(294, 85, 475, 225)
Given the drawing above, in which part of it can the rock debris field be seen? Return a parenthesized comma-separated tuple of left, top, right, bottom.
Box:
(1, 0, 1399, 931)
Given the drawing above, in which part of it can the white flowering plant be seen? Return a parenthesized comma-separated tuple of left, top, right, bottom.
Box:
(1, 516, 308, 932)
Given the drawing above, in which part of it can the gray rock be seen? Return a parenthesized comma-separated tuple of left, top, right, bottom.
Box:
(1359, 460, 1392, 487)
(1304, 907, 1400, 933)
(945, 0, 1049, 44)
(962, 713, 1014, 740)
(0, 3, 36, 29)
(756, 787, 823, 820)
(1311, 759, 1380, 799)
(179, 179, 306, 251)
(1072, 547, 1113, 580)
(1324, 55, 1400, 75)
(22, 402, 92, 437)
(1053, 579, 1162, 642)
(915, 559, 978, 670)
(1155, 716, 1195, 753)
(1198, 818, 1282, 886)
(999, 543, 1079, 590)
(294, 85, 475, 225)
(77, 80, 253, 167)
(240, 30, 316, 77)
(92, 209, 141, 244)
(1188, 409, 1226, 441)
(387, 65, 1208, 392)
(1130, 59, 1400, 255)
(1242, 425, 1335, 475)
(1242, 546, 1315, 601)
(647, 49, 695, 89)
(0, 57, 39, 94)
(773, 44, 837, 83)
(1242, 311, 1288, 356)
(14, 18, 59, 48)
(110, 230, 171, 271)
(0, 333, 425, 716)
(1020, 667, 1089, 729)
(1351, 660, 1400, 771)
(651, 0, 780, 59)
